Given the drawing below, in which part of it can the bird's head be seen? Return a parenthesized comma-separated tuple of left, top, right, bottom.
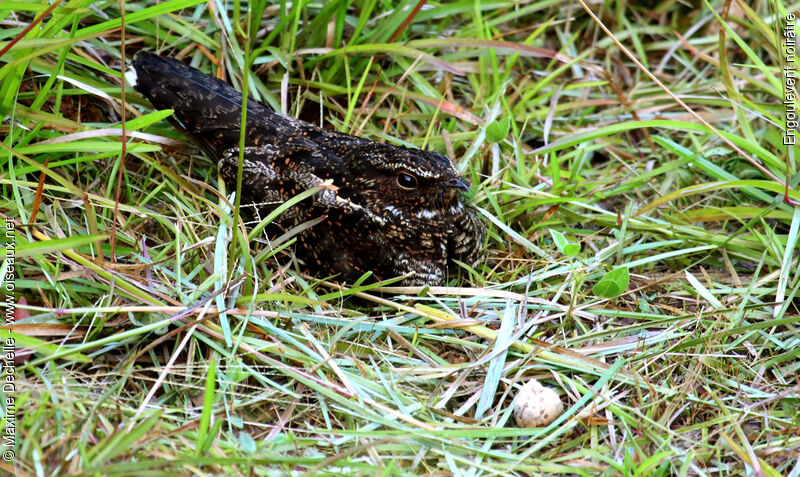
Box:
(347, 143, 472, 221)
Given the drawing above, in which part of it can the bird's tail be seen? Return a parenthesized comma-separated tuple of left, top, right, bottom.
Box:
(129, 51, 287, 157)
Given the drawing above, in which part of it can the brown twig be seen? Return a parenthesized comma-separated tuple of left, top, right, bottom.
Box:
(0, 0, 64, 59)
(388, 0, 427, 43)
(29, 158, 49, 224)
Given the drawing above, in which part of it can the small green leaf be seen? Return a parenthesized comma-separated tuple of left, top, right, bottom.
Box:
(563, 243, 580, 256)
(486, 116, 510, 142)
(239, 432, 257, 454)
(225, 357, 249, 384)
(593, 267, 630, 298)
(550, 229, 568, 250)
(229, 415, 244, 428)
(550, 229, 580, 257)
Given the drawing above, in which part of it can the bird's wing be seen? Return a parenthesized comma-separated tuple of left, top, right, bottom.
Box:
(218, 145, 363, 214)
(447, 207, 485, 267)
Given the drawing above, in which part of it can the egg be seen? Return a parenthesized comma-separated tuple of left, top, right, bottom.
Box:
(513, 379, 564, 427)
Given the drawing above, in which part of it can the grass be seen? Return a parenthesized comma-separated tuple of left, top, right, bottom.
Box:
(2, 0, 799, 475)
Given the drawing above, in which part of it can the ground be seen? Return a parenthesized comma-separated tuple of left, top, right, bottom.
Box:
(1, 1, 799, 475)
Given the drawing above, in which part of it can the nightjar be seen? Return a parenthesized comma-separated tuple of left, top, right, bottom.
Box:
(129, 52, 484, 285)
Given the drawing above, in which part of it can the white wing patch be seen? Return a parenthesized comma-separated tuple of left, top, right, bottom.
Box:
(124, 67, 138, 87)
(415, 209, 436, 220)
(385, 205, 402, 217)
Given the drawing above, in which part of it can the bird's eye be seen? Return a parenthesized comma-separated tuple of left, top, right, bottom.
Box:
(396, 172, 418, 189)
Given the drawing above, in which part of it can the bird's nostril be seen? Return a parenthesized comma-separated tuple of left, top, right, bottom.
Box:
(445, 177, 469, 190)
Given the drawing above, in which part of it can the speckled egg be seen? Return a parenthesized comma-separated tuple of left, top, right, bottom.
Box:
(513, 379, 564, 427)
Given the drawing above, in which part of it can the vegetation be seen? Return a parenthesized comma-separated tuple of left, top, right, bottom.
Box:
(2, 0, 798, 475)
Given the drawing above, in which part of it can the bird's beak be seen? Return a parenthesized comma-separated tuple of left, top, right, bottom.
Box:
(445, 177, 469, 191)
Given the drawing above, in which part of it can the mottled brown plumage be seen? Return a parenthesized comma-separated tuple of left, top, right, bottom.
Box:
(131, 52, 484, 285)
